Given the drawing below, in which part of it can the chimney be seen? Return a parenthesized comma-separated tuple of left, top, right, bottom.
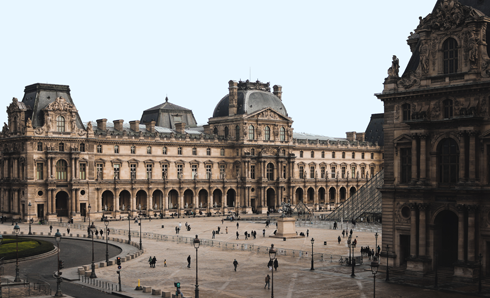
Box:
(356, 133, 365, 142)
(273, 85, 282, 101)
(113, 119, 124, 131)
(145, 121, 156, 133)
(203, 125, 210, 135)
(130, 120, 140, 132)
(96, 118, 107, 131)
(228, 80, 238, 116)
(175, 122, 186, 134)
(346, 131, 356, 142)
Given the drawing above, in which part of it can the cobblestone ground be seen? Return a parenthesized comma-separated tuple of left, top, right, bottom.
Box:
(7, 217, 472, 297)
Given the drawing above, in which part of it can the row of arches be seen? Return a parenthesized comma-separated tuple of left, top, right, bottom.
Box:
(295, 186, 357, 204)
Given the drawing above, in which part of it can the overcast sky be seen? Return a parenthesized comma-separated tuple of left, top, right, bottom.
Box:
(0, 1, 436, 138)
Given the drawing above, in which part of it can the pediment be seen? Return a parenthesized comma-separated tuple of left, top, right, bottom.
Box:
(394, 134, 413, 144)
(43, 97, 77, 112)
(246, 108, 289, 121)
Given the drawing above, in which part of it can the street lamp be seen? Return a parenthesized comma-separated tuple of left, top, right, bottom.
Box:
(351, 236, 356, 278)
(310, 238, 315, 270)
(88, 204, 92, 226)
(128, 209, 131, 243)
(375, 233, 378, 258)
(193, 235, 200, 298)
(89, 222, 97, 278)
(54, 229, 62, 297)
(371, 257, 379, 298)
(138, 211, 142, 250)
(13, 224, 20, 282)
(28, 202, 32, 235)
(385, 244, 390, 282)
(104, 220, 109, 265)
(269, 244, 277, 298)
(0, 235, 3, 298)
(348, 234, 352, 264)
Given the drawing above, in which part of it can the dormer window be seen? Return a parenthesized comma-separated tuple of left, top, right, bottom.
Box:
(264, 126, 270, 141)
(443, 99, 453, 119)
(249, 125, 254, 140)
(280, 127, 285, 141)
(56, 116, 65, 132)
(443, 38, 458, 74)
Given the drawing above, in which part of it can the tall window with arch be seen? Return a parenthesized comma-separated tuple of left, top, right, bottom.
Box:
(249, 125, 254, 140)
(443, 38, 458, 74)
(56, 116, 65, 132)
(213, 127, 218, 135)
(56, 160, 67, 180)
(178, 147, 182, 155)
(235, 125, 240, 141)
(264, 126, 270, 141)
(224, 127, 229, 139)
(267, 163, 274, 180)
(280, 127, 285, 141)
(162, 147, 167, 155)
(80, 143, 85, 152)
(114, 145, 119, 154)
(37, 142, 43, 151)
(438, 138, 459, 184)
(443, 99, 453, 119)
(192, 148, 196, 155)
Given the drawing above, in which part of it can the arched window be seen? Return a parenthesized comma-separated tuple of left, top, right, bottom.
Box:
(56, 160, 67, 180)
(443, 38, 458, 74)
(280, 127, 285, 141)
(443, 99, 453, 119)
(267, 163, 274, 180)
(178, 147, 182, 155)
(236, 125, 240, 141)
(224, 127, 229, 139)
(37, 142, 43, 151)
(114, 145, 119, 154)
(147, 146, 152, 154)
(213, 127, 218, 135)
(264, 126, 270, 141)
(56, 116, 65, 132)
(249, 125, 254, 140)
(251, 148, 255, 155)
(402, 104, 411, 121)
(206, 148, 211, 156)
(438, 138, 459, 184)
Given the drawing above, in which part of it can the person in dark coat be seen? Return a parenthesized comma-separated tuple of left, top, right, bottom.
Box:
(95, 229, 99, 236)
(236, 231, 239, 240)
(187, 255, 191, 268)
(338, 236, 341, 244)
(152, 256, 157, 268)
(273, 259, 278, 271)
(233, 259, 238, 271)
(100, 229, 104, 236)
(244, 231, 248, 240)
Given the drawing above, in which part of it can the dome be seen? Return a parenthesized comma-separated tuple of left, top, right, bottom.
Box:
(212, 81, 287, 118)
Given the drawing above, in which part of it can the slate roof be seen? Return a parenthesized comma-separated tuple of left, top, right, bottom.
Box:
(364, 113, 384, 146)
(213, 90, 288, 118)
(87, 121, 202, 135)
(140, 97, 197, 130)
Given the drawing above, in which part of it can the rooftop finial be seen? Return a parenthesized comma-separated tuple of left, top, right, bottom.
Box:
(165, 96, 168, 103)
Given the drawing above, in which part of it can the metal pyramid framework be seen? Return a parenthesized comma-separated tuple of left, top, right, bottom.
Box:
(326, 170, 384, 222)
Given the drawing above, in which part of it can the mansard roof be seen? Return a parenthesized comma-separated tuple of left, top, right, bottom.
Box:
(140, 97, 197, 130)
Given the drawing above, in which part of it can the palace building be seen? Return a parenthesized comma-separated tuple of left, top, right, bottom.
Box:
(0, 80, 382, 222)
(377, 0, 490, 278)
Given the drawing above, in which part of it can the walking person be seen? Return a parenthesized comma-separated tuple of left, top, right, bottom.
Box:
(50, 225, 53, 233)
(100, 229, 103, 237)
(233, 259, 238, 271)
(152, 256, 157, 268)
(274, 259, 278, 271)
(342, 230, 345, 237)
(187, 255, 191, 268)
(338, 236, 341, 244)
(307, 229, 309, 237)
(148, 256, 153, 268)
(226, 226, 228, 234)
(236, 231, 239, 240)
(236, 222, 239, 229)
(263, 229, 266, 237)
(67, 227, 70, 235)
(95, 229, 99, 236)
(264, 274, 270, 289)
(212, 230, 215, 239)
(222, 219, 224, 224)
(164, 259, 167, 267)
(244, 231, 248, 240)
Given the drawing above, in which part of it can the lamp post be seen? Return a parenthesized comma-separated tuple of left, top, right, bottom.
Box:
(348, 234, 352, 264)
(138, 211, 142, 250)
(128, 208, 132, 243)
(88, 204, 92, 226)
(371, 257, 379, 298)
(28, 202, 32, 235)
(310, 238, 315, 270)
(89, 222, 97, 278)
(193, 235, 200, 298)
(374, 232, 378, 258)
(54, 229, 62, 297)
(479, 253, 483, 293)
(269, 244, 276, 298)
(385, 244, 390, 282)
(13, 224, 20, 282)
(104, 220, 109, 265)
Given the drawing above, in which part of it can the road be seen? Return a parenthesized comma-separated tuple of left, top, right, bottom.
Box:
(3, 237, 122, 298)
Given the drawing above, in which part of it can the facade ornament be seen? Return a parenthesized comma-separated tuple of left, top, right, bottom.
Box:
(386, 55, 400, 81)
(431, 37, 439, 71)
(431, 100, 441, 119)
(419, 41, 430, 74)
(397, 71, 420, 89)
(416, 0, 477, 32)
(26, 118, 32, 128)
(34, 127, 44, 135)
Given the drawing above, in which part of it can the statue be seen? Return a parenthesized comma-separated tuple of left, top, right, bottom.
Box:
(387, 55, 400, 80)
(138, 203, 142, 210)
(26, 118, 32, 128)
(169, 202, 173, 209)
(104, 204, 107, 211)
(71, 119, 76, 131)
(200, 202, 202, 208)
(280, 200, 293, 218)
(185, 202, 188, 208)
(121, 204, 125, 211)
(87, 121, 93, 132)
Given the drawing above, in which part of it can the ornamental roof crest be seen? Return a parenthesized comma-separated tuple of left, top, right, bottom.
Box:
(43, 96, 77, 112)
(416, 0, 483, 32)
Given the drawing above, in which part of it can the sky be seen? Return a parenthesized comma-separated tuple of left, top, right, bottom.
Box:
(0, 1, 436, 138)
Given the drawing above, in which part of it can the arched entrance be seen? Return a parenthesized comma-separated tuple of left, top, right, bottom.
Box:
(266, 188, 275, 209)
(56, 191, 69, 217)
(295, 188, 304, 203)
(340, 187, 346, 203)
(119, 190, 131, 211)
(198, 190, 208, 208)
(168, 190, 179, 209)
(350, 187, 357, 197)
(184, 190, 194, 209)
(307, 188, 314, 204)
(101, 190, 114, 211)
(318, 187, 325, 204)
(213, 189, 222, 208)
(152, 190, 163, 210)
(136, 190, 147, 210)
(329, 187, 336, 204)
(434, 210, 458, 267)
(227, 189, 236, 207)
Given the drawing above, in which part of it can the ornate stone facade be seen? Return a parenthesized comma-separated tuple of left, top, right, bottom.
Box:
(0, 81, 382, 223)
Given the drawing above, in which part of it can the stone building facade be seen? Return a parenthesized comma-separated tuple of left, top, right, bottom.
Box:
(1, 80, 382, 223)
(377, 0, 490, 278)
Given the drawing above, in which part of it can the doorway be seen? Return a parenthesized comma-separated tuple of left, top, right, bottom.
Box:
(56, 191, 69, 217)
(434, 210, 458, 267)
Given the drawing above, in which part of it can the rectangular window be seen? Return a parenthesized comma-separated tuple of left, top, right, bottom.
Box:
(371, 153, 374, 159)
(220, 148, 225, 156)
(36, 163, 43, 180)
(310, 166, 315, 178)
(219, 165, 225, 179)
(361, 167, 365, 178)
(130, 164, 136, 179)
(342, 152, 345, 158)
(206, 165, 212, 179)
(352, 167, 356, 178)
(162, 164, 168, 178)
(332, 152, 335, 158)
(352, 152, 355, 159)
(236, 149, 239, 156)
(97, 145, 102, 153)
(192, 164, 197, 179)
(37, 142, 43, 151)
(370, 167, 375, 178)
(114, 164, 120, 179)
(361, 153, 365, 159)
(331, 166, 336, 179)
(177, 164, 183, 178)
(80, 143, 85, 152)
(342, 167, 346, 178)
(400, 148, 412, 183)
(283, 165, 287, 179)
(146, 164, 152, 179)
(97, 164, 103, 180)
(250, 165, 256, 179)
(80, 163, 86, 180)
(321, 166, 325, 178)
(299, 166, 304, 179)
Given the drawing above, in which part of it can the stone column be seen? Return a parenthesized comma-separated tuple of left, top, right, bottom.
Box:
(419, 135, 427, 183)
(468, 205, 476, 262)
(115, 189, 120, 212)
(51, 189, 55, 214)
(410, 203, 418, 257)
(418, 204, 427, 256)
(47, 158, 51, 179)
(71, 158, 75, 181)
(457, 205, 465, 262)
(459, 132, 466, 183)
(75, 190, 79, 213)
(71, 189, 76, 216)
(469, 131, 476, 182)
(411, 137, 418, 183)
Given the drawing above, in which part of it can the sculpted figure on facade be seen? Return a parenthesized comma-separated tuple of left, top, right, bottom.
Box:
(419, 41, 430, 74)
(387, 55, 400, 80)
(397, 71, 420, 89)
(26, 118, 32, 128)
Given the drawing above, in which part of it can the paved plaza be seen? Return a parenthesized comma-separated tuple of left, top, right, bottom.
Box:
(1, 216, 471, 297)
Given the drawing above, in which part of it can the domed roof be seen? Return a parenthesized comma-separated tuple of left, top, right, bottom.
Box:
(212, 81, 287, 118)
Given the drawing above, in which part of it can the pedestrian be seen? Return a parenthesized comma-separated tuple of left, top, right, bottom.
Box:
(226, 226, 228, 234)
(274, 259, 278, 271)
(236, 222, 239, 229)
(338, 236, 341, 244)
(148, 256, 153, 268)
(233, 259, 238, 271)
(67, 228, 70, 234)
(175, 226, 178, 234)
(152, 256, 157, 268)
(218, 226, 221, 233)
(179, 222, 182, 230)
(164, 259, 167, 267)
(244, 231, 248, 240)
(212, 230, 216, 239)
(100, 229, 103, 236)
(222, 219, 224, 224)
(265, 274, 270, 289)
(236, 231, 239, 240)
(342, 230, 345, 237)
(50, 225, 53, 233)
(377, 245, 380, 256)
(187, 255, 191, 268)
(263, 229, 265, 237)
(307, 229, 309, 237)
(95, 229, 99, 236)
(253, 231, 257, 239)
(350, 229, 353, 236)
